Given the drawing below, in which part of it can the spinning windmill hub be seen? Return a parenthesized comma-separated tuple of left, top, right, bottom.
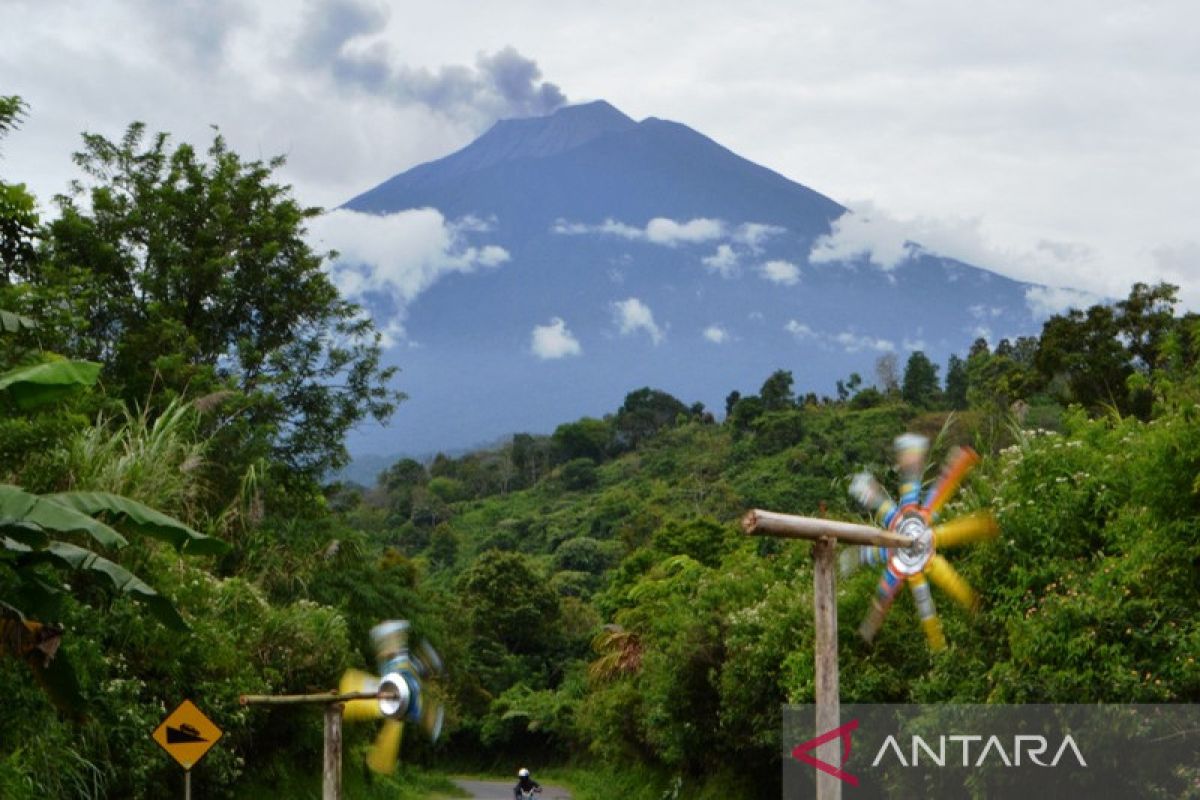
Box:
(340, 619, 447, 773)
(377, 672, 411, 719)
(891, 511, 933, 575)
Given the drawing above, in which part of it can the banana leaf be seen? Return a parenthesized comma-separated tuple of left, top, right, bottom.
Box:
(0, 360, 102, 409)
(48, 491, 228, 555)
(0, 485, 127, 549)
(27, 541, 186, 631)
(0, 309, 37, 333)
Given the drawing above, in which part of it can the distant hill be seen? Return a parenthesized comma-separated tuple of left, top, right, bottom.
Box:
(338, 100, 1044, 459)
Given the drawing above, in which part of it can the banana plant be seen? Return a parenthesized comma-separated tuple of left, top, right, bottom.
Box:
(0, 312, 228, 712)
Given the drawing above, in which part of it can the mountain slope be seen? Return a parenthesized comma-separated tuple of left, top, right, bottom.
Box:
(337, 101, 1043, 458)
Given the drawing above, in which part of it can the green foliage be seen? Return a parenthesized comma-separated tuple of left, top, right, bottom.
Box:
(748, 408, 805, 453)
(28, 123, 401, 480)
(552, 417, 611, 462)
(759, 369, 796, 411)
(0, 359, 100, 410)
(557, 457, 598, 491)
(614, 387, 689, 449)
(901, 350, 940, 408)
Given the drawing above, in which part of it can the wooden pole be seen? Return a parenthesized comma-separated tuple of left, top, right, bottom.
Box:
(323, 704, 343, 800)
(812, 537, 840, 800)
(239, 690, 383, 706)
(742, 509, 911, 548)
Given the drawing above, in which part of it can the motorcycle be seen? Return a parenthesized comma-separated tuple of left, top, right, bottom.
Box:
(518, 787, 542, 799)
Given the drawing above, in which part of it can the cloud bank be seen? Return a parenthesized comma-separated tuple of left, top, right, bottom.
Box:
(310, 207, 509, 341)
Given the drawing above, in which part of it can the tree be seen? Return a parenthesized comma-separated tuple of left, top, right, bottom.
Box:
(759, 369, 795, 411)
(26, 124, 400, 481)
(724, 390, 741, 418)
(1115, 282, 1178, 372)
(875, 353, 900, 395)
(613, 387, 687, 448)
(901, 351, 941, 408)
(459, 550, 560, 655)
(552, 417, 611, 462)
(945, 354, 968, 410)
(0, 97, 39, 285)
(1036, 304, 1130, 410)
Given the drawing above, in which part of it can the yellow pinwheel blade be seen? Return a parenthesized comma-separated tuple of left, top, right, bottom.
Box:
(366, 719, 404, 774)
(933, 511, 998, 549)
(340, 669, 383, 721)
(925, 554, 979, 612)
(908, 573, 946, 652)
(924, 446, 980, 514)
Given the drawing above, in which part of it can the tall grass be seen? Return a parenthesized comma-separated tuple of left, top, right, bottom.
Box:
(61, 397, 209, 521)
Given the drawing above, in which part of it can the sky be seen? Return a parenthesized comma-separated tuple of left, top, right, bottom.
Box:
(2, 0, 1198, 309)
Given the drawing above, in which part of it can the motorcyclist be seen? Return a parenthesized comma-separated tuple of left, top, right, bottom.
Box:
(513, 767, 541, 797)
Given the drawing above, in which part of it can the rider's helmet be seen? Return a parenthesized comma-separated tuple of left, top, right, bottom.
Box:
(518, 768, 530, 778)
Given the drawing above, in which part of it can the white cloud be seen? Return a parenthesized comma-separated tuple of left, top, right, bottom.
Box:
(969, 325, 993, 343)
(1023, 285, 1101, 319)
(784, 320, 816, 339)
(309, 208, 510, 341)
(760, 259, 800, 285)
(703, 324, 729, 343)
(809, 202, 929, 270)
(554, 216, 724, 246)
(786, 320, 894, 353)
(902, 337, 927, 352)
(806, 202, 1176, 311)
(733, 222, 785, 252)
(531, 317, 582, 359)
(701, 244, 739, 277)
(645, 217, 724, 245)
(612, 297, 664, 344)
(834, 331, 895, 353)
(552, 218, 643, 239)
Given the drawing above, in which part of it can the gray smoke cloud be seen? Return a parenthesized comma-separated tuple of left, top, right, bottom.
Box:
(295, 0, 567, 122)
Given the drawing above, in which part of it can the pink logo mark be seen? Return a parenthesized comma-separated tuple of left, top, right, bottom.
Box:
(792, 718, 860, 787)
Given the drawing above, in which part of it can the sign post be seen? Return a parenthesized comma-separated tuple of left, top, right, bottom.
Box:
(152, 699, 224, 797)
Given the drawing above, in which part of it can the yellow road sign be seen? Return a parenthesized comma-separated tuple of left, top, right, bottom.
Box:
(151, 699, 223, 770)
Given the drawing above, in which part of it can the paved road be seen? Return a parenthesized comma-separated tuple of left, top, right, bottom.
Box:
(453, 779, 572, 799)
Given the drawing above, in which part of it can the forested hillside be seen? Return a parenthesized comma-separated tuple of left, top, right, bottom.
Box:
(2, 96, 1197, 799)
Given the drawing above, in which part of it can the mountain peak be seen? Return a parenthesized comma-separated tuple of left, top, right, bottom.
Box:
(471, 99, 637, 164)
(544, 99, 636, 127)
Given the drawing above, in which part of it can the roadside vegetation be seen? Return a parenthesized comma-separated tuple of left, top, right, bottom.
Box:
(1, 95, 1196, 798)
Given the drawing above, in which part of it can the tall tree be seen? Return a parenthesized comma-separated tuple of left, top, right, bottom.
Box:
(901, 351, 941, 408)
(759, 369, 795, 411)
(614, 387, 688, 448)
(0, 96, 39, 285)
(875, 353, 900, 395)
(944, 353, 968, 410)
(26, 124, 401, 480)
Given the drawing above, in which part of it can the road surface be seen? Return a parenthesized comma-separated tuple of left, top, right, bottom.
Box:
(453, 779, 572, 799)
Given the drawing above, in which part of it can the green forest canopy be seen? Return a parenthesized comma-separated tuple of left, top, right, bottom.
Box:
(1, 96, 1197, 799)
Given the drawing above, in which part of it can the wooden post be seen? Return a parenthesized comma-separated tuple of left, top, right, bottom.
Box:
(240, 690, 385, 800)
(323, 703, 343, 800)
(812, 537, 840, 800)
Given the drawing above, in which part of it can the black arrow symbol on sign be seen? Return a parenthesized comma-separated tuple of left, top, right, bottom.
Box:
(166, 723, 208, 744)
